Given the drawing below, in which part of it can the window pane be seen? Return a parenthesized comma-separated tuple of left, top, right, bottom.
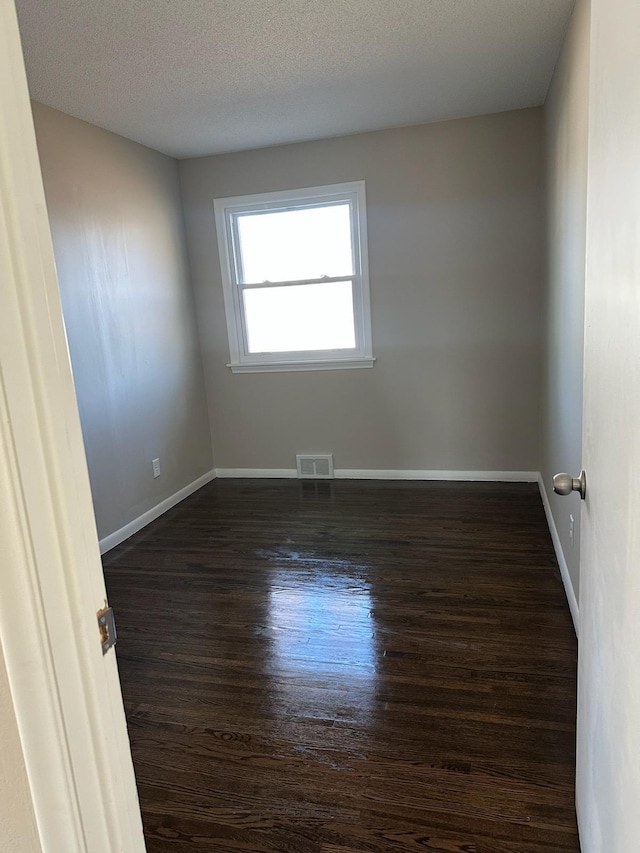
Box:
(236, 204, 353, 283)
(244, 281, 356, 353)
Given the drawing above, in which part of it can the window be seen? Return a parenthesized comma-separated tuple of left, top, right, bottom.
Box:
(214, 181, 374, 372)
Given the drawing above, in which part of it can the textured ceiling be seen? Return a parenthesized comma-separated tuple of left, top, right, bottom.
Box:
(16, 0, 574, 159)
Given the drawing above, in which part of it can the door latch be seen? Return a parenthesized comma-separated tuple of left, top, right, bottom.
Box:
(97, 605, 117, 654)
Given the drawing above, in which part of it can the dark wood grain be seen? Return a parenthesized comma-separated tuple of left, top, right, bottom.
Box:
(104, 479, 579, 853)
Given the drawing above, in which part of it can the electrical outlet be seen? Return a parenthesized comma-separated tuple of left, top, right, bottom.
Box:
(152, 458, 161, 479)
(569, 514, 575, 547)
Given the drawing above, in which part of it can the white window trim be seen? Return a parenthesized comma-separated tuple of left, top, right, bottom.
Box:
(213, 181, 374, 373)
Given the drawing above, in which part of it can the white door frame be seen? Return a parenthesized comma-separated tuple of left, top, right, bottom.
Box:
(0, 0, 146, 850)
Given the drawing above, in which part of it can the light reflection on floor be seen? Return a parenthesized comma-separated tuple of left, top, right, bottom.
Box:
(266, 564, 378, 723)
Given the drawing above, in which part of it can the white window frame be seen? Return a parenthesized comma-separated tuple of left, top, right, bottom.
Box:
(213, 181, 374, 373)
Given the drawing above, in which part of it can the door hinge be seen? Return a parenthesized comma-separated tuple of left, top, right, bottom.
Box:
(97, 605, 117, 654)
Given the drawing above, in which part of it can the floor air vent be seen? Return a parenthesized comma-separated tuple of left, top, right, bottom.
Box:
(296, 454, 334, 479)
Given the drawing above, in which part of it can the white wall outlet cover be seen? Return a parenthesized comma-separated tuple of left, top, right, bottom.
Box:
(152, 458, 161, 478)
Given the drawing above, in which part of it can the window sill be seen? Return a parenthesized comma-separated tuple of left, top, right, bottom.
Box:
(227, 357, 375, 374)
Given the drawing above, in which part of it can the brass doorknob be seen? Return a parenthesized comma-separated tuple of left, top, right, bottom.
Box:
(553, 470, 586, 500)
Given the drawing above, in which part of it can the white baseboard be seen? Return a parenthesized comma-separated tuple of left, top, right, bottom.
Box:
(538, 474, 579, 634)
(215, 468, 298, 478)
(214, 468, 538, 482)
(335, 469, 539, 481)
(99, 469, 216, 554)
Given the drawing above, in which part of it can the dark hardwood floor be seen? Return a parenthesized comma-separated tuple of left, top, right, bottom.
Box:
(103, 479, 579, 853)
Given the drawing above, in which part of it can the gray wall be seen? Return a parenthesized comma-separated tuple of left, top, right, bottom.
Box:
(32, 103, 213, 540)
(180, 108, 546, 473)
(542, 0, 590, 602)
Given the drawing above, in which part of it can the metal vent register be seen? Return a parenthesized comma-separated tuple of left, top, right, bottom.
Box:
(296, 454, 334, 479)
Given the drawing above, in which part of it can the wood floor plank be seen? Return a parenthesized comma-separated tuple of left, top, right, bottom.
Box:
(104, 480, 579, 852)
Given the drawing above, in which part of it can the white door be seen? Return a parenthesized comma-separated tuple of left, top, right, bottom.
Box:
(0, 0, 146, 850)
(576, 0, 640, 849)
